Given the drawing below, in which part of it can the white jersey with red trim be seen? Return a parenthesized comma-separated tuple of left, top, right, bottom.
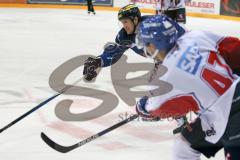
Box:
(145, 30, 240, 143)
(156, 0, 186, 11)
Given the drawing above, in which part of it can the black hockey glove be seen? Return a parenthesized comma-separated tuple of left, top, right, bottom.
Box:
(83, 57, 101, 81)
(173, 116, 191, 134)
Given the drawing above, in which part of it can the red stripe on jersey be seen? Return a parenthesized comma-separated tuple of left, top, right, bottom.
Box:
(150, 94, 200, 118)
(218, 37, 240, 74)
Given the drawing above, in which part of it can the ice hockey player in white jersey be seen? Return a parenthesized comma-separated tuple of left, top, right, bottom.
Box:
(135, 15, 240, 159)
(156, 0, 190, 24)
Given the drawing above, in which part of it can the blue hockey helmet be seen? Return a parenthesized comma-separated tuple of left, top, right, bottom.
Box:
(136, 15, 183, 58)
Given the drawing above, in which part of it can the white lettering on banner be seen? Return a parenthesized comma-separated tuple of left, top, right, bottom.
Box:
(130, 0, 157, 9)
(186, 2, 214, 9)
(186, 0, 220, 15)
(133, 0, 156, 4)
(127, 0, 220, 14)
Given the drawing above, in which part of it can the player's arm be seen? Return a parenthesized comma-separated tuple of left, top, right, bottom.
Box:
(217, 37, 240, 76)
(98, 42, 128, 67)
(99, 28, 133, 67)
(136, 93, 200, 119)
(83, 30, 129, 81)
(83, 45, 127, 81)
(136, 93, 199, 134)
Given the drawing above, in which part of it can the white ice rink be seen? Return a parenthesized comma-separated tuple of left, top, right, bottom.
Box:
(0, 8, 240, 160)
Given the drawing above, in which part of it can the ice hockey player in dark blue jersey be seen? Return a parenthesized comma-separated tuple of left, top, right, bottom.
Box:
(83, 4, 185, 81)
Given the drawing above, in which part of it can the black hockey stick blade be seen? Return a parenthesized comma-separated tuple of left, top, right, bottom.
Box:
(41, 132, 79, 153)
(41, 114, 139, 153)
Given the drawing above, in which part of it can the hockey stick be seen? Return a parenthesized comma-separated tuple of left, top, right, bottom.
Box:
(0, 77, 83, 133)
(41, 114, 139, 153)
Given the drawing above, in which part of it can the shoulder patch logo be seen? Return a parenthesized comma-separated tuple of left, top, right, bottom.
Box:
(177, 43, 202, 75)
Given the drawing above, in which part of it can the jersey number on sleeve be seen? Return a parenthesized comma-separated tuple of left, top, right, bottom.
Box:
(201, 51, 234, 96)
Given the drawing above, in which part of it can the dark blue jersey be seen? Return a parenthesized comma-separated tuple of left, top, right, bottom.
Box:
(99, 28, 145, 67)
(98, 15, 185, 67)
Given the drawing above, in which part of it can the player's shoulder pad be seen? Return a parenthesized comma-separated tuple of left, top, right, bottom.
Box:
(115, 28, 129, 44)
(115, 28, 137, 47)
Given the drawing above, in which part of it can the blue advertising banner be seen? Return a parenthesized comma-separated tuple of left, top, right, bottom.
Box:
(28, 0, 113, 6)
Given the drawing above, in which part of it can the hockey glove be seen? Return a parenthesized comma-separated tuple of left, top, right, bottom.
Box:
(83, 57, 101, 81)
(136, 96, 157, 120)
(173, 116, 191, 134)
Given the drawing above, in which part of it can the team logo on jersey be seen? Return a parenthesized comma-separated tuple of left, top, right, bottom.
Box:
(177, 43, 202, 75)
